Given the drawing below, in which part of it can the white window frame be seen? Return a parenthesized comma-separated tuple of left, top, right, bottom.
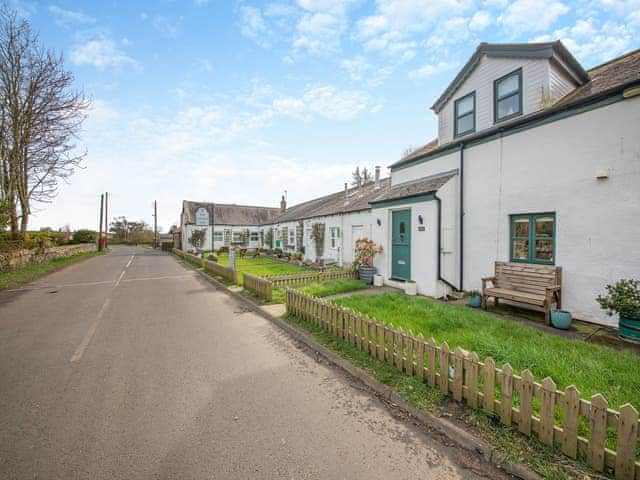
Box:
(330, 227, 340, 249)
(250, 231, 259, 242)
(288, 228, 295, 247)
(213, 231, 223, 242)
(232, 231, 242, 243)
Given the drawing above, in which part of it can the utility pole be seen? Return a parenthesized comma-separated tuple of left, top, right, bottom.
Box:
(153, 200, 158, 249)
(104, 192, 108, 250)
(98, 194, 104, 251)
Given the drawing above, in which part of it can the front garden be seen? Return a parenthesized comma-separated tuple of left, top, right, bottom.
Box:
(214, 252, 309, 284)
(333, 293, 640, 411)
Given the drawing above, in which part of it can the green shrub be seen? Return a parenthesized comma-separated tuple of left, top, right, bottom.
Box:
(72, 229, 97, 244)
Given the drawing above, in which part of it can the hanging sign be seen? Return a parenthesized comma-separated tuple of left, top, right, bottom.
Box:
(195, 207, 209, 226)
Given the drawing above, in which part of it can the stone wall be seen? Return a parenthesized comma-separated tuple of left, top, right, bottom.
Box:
(0, 243, 97, 273)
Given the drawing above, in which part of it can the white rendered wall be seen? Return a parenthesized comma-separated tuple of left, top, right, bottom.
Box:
(462, 96, 640, 324)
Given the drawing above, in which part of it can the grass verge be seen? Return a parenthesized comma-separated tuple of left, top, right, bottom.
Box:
(283, 311, 605, 480)
(297, 279, 369, 298)
(0, 250, 104, 290)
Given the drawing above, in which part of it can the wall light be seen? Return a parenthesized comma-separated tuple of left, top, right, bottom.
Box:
(418, 215, 424, 225)
(376, 218, 382, 226)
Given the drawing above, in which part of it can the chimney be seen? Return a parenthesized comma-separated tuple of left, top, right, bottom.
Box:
(280, 195, 286, 212)
(343, 182, 349, 205)
(374, 166, 381, 189)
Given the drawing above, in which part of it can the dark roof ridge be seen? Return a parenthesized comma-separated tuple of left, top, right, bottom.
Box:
(587, 47, 640, 73)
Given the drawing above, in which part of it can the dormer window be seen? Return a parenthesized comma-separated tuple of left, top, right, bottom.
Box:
(454, 92, 475, 137)
(494, 68, 522, 123)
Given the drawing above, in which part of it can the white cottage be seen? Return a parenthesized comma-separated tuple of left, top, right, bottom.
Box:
(180, 201, 280, 252)
(371, 41, 640, 325)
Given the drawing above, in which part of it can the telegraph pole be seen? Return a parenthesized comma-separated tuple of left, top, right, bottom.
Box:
(98, 194, 104, 251)
(104, 192, 109, 250)
(153, 200, 158, 249)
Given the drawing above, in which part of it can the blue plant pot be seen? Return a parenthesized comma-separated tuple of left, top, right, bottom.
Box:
(467, 295, 482, 308)
(551, 310, 572, 330)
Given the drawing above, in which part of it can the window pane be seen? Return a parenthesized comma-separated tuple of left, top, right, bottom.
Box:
(456, 114, 474, 134)
(497, 94, 520, 119)
(535, 217, 553, 237)
(535, 239, 553, 261)
(513, 218, 529, 237)
(497, 73, 519, 97)
(456, 95, 473, 115)
(513, 239, 529, 260)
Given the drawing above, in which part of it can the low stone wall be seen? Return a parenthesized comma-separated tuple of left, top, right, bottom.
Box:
(0, 243, 97, 273)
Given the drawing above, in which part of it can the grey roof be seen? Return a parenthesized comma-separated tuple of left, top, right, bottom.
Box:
(392, 46, 640, 170)
(556, 47, 640, 107)
(370, 172, 457, 205)
(182, 201, 280, 226)
(272, 178, 392, 223)
(431, 41, 589, 113)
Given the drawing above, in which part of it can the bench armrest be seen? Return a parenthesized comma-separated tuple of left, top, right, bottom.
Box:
(481, 276, 496, 292)
(545, 285, 561, 291)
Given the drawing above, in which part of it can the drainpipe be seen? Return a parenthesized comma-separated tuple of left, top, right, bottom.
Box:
(459, 143, 465, 291)
(435, 194, 458, 292)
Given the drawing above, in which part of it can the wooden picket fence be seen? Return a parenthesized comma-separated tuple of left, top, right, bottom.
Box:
(285, 289, 640, 479)
(203, 259, 237, 284)
(267, 270, 357, 289)
(245, 270, 358, 301)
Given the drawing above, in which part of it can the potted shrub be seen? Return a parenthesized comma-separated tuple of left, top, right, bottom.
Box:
(550, 309, 572, 330)
(353, 238, 383, 285)
(597, 279, 640, 341)
(467, 290, 482, 308)
(405, 280, 417, 296)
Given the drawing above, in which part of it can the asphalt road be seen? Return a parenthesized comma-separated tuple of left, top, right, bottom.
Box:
(0, 245, 507, 479)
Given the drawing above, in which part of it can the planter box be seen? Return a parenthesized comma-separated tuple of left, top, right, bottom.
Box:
(358, 266, 376, 284)
(404, 282, 417, 296)
(467, 295, 482, 308)
(551, 309, 572, 330)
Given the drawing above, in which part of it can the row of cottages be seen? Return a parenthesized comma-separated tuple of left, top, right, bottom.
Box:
(179, 201, 281, 251)
(179, 41, 639, 325)
(370, 41, 639, 325)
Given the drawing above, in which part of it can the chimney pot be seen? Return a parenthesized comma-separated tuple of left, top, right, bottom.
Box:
(280, 195, 286, 213)
(344, 183, 349, 204)
(374, 166, 381, 189)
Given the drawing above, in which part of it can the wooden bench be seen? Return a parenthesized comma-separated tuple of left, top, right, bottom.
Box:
(481, 261, 562, 324)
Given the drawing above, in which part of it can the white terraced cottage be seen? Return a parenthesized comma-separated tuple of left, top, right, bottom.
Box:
(179, 41, 639, 326)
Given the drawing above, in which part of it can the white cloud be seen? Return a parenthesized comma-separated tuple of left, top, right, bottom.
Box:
(498, 0, 568, 32)
(294, 11, 345, 54)
(48, 5, 95, 25)
(71, 32, 138, 69)
(533, 18, 634, 65)
(240, 6, 271, 46)
(341, 56, 392, 87)
(356, 0, 472, 56)
(273, 85, 379, 120)
(152, 15, 182, 38)
(408, 61, 458, 80)
(469, 10, 491, 30)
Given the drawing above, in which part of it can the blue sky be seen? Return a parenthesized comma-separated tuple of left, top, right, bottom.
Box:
(18, 0, 638, 231)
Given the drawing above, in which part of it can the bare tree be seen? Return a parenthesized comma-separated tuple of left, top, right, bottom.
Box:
(0, 6, 89, 239)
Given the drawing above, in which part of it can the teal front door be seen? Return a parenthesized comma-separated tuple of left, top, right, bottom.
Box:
(391, 209, 411, 280)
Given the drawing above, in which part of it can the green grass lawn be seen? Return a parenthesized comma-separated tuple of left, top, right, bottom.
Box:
(298, 279, 369, 297)
(215, 252, 309, 284)
(0, 250, 104, 290)
(332, 293, 640, 412)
